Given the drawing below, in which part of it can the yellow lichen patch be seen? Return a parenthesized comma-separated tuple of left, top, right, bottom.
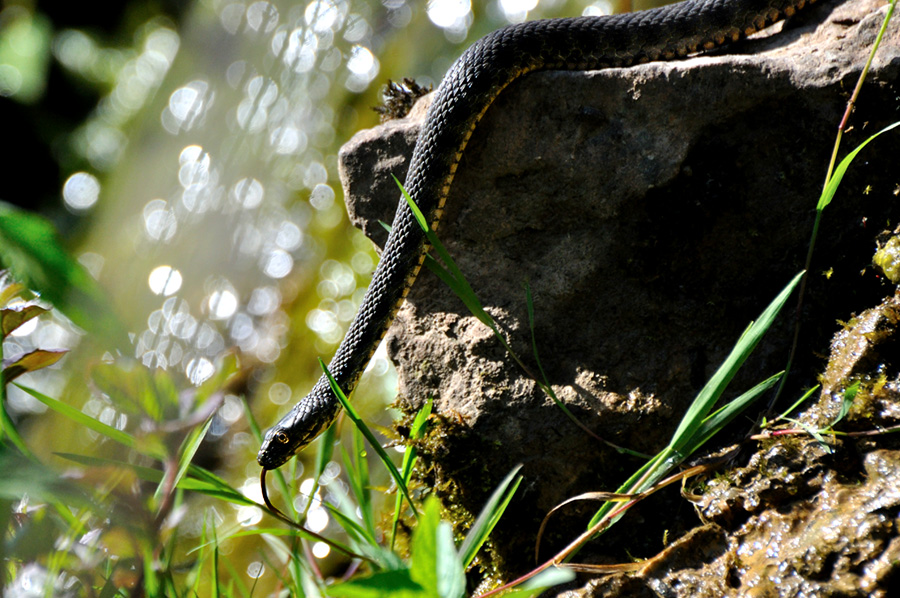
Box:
(873, 235, 900, 283)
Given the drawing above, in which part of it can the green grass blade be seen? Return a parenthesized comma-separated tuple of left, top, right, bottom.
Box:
(193, 516, 212, 594)
(818, 121, 900, 211)
(669, 271, 803, 454)
(15, 382, 158, 458)
(784, 416, 833, 450)
(585, 273, 804, 532)
(55, 452, 258, 506)
(0, 394, 32, 457)
(394, 176, 495, 330)
(684, 372, 782, 455)
(339, 434, 376, 541)
(457, 464, 523, 568)
(161, 416, 213, 501)
(323, 496, 378, 546)
(351, 426, 375, 537)
(320, 358, 419, 519)
(423, 255, 492, 328)
(392, 398, 432, 549)
(773, 384, 820, 422)
(321, 499, 405, 570)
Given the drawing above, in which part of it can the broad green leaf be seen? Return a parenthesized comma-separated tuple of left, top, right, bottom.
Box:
(2, 349, 66, 383)
(327, 569, 424, 598)
(410, 497, 465, 598)
(0, 201, 129, 349)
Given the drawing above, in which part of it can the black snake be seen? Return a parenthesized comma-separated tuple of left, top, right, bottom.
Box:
(257, 0, 819, 470)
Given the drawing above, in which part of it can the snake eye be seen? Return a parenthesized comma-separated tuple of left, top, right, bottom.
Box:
(274, 431, 290, 445)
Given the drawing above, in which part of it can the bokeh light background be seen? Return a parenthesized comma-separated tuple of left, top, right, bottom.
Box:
(1, 0, 639, 591)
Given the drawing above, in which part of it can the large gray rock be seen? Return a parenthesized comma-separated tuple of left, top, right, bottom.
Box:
(339, 0, 900, 592)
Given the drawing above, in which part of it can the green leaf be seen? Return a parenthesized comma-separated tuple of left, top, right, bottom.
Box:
(1, 304, 47, 338)
(0, 202, 129, 349)
(685, 372, 782, 455)
(320, 358, 419, 519)
(818, 121, 900, 211)
(0, 397, 31, 457)
(165, 417, 214, 500)
(393, 176, 494, 329)
(502, 566, 576, 597)
(832, 380, 859, 427)
(2, 349, 66, 383)
(774, 385, 820, 422)
(348, 426, 375, 538)
(669, 271, 803, 454)
(55, 452, 257, 506)
(392, 398, 432, 548)
(410, 497, 465, 598)
(327, 569, 424, 598)
(458, 464, 523, 568)
(0, 281, 29, 307)
(15, 383, 165, 460)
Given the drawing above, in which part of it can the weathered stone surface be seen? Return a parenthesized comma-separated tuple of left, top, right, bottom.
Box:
(339, 0, 900, 593)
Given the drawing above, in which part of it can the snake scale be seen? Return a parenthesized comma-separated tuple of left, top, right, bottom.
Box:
(257, 0, 818, 470)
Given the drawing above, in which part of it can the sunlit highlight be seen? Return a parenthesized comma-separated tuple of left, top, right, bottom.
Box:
(148, 266, 183, 296)
(62, 172, 100, 211)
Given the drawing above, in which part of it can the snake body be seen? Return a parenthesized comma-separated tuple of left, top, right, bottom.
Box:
(257, 0, 816, 469)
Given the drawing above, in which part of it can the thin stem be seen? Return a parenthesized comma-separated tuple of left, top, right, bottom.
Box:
(770, 0, 896, 413)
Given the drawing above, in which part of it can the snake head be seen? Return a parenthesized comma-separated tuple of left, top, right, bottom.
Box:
(257, 383, 343, 469)
(256, 424, 303, 470)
